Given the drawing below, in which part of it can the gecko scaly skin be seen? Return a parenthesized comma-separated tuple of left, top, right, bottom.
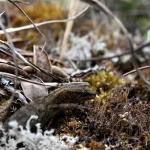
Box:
(4, 82, 96, 129)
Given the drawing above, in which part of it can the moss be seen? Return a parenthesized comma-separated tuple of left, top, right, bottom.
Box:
(85, 71, 126, 103)
(136, 18, 150, 32)
(86, 71, 125, 92)
(11, 1, 66, 28)
(10, 1, 66, 43)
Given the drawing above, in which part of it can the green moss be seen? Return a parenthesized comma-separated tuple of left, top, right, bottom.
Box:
(85, 71, 126, 103)
(86, 71, 125, 92)
(137, 18, 150, 32)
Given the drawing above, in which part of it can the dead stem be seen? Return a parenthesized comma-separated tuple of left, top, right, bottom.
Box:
(60, 0, 80, 60)
(80, 0, 150, 87)
(0, 12, 18, 98)
(72, 41, 150, 62)
(0, 6, 89, 34)
(7, 0, 47, 50)
(123, 66, 150, 77)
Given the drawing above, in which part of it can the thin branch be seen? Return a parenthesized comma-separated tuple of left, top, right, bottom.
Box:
(0, 40, 68, 82)
(0, 12, 18, 90)
(0, 71, 89, 87)
(80, 0, 150, 86)
(0, 6, 90, 34)
(12, 0, 30, 5)
(7, 0, 46, 50)
(123, 66, 150, 77)
(71, 41, 150, 62)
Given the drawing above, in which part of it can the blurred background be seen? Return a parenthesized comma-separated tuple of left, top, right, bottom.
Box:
(0, 0, 150, 72)
(1, 0, 150, 33)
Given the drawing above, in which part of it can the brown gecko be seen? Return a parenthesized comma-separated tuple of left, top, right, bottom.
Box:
(4, 82, 96, 129)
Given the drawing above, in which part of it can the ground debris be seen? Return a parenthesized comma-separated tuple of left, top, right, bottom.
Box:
(0, 0, 150, 149)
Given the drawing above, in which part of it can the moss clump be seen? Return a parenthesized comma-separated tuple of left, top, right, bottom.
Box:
(86, 71, 125, 92)
(11, 1, 66, 29)
(10, 1, 66, 44)
(85, 71, 126, 103)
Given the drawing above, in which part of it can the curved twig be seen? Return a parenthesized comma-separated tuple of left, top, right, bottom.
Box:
(80, 0, 150, 86)
(123, 66, 150, 77)
(0, 6, 90, 34)
(71, 41, 150, 62)
(7, 0, 47, 50)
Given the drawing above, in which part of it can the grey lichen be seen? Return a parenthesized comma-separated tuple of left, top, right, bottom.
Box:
(0, 115, 78, 150)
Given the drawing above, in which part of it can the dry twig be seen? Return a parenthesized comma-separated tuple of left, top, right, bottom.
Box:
(0, 6, 89, 34)
(60, 0, 81, 60)
(72, 41, 150, 62)
(123, 66, 150, 77)
(7, 0, 47, 50)
(80, 0, 150, 86)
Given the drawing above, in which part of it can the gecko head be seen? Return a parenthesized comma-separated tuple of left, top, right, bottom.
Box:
(76, 88, 96, 102)
(54, 83, 96, 104)
(65, 87, 96, 103)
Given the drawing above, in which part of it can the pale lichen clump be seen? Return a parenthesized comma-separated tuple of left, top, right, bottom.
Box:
(0, 115, 78, 150)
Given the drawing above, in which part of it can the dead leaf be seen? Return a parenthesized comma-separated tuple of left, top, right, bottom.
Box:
(52, 65, 69, 79)
(21, 77, 48, 101)
(33, 45, 53, 82)
(33, 45, 51, 71)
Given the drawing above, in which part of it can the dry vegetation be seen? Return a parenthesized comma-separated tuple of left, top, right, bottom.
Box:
(0, 0, 150, 150)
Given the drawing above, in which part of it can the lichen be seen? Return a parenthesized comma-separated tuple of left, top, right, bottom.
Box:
(0, 115, 78, 150)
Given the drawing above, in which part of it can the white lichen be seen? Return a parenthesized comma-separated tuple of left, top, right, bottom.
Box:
(0, 115, 78, 150)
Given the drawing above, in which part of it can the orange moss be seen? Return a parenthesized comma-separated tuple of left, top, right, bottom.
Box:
(10, 1, 66, 44)
(11, 1, 66, 27)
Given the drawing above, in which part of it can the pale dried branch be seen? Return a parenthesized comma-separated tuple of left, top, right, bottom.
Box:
(60, 0, 81, 60)
(0, 6, 89, 34)
(0, 12, 19, 90)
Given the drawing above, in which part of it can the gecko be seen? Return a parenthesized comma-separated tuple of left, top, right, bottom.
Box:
(4, 82, 96, 129)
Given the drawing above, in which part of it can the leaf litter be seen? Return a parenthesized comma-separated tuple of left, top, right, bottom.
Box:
(0, 0, 150, 150)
